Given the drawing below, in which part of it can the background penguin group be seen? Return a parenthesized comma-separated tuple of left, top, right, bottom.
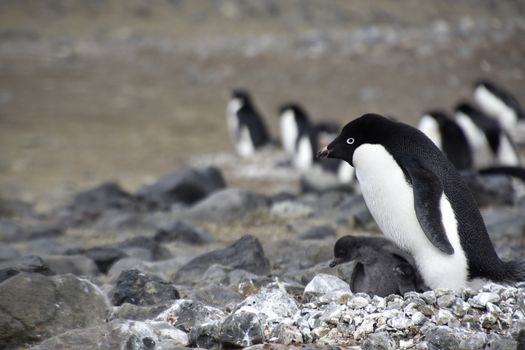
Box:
(226, 88, 355, 188)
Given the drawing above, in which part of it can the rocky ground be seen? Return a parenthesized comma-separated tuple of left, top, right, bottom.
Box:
(1, 1, 525, 349)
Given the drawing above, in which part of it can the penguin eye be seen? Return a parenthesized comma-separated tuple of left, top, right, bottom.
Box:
(346, 138, 355, 145)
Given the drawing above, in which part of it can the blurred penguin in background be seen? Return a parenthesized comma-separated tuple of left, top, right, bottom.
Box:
(227, 88, 270, 157)
(473, 79, 525, 142)
(454, 102, 520, 168)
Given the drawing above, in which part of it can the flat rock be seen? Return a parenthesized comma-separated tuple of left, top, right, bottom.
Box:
(264, 239, 333, 272)
(41, 254, 99, 276)
(154, 220, 214, 245)
(298, 225, 337, 240)
(109, 269, 180, 306)
(0, 255, 55, 283)
(186, 188, 267, 222)
(304, 274, 351, 296)
(173, 235, 270, 284)
(57, 182, 146, 227)
(29, 319, 189, 350)
(137, 166, 226, 209)
(0, 272, 110, 349)
(65, 246, 127, 273)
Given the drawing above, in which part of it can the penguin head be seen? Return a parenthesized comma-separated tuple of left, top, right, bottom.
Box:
(317, 113, 391, 166)
(231, 88, 252, 107)
(330, 236, 358, 267)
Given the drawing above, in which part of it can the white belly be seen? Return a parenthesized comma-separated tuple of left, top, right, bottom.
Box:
(474, 85, 517, 131)
(455, 112, 494, 168)
(418, 115, 442, 150)
(496, 133, 520, 166)
(280, 111, 299, 155)
(227, 99, 241, 140)
(236, 126, 255, 157)
(353, 144, 468, 289)
(293, 135, 314, 171)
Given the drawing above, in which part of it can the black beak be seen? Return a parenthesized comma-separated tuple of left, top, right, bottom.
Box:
(317, 146, 332, 159)
(329, 258, 343, 268)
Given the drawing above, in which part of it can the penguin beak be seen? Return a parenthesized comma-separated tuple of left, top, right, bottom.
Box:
(317, 146, 332, 159)
(329, 258, 343, 267)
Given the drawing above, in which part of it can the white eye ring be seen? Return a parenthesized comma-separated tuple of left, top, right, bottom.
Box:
(346, 138, 355, 145)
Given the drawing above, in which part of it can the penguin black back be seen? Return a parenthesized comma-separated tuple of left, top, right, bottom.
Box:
(419, 111, 473, 170)
(474, 80, 525, 120)
(455, 102, 501, 154)
(231, 88, 270, 148)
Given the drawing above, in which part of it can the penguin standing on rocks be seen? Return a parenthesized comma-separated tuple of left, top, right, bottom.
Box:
(454, 102, 520, 168)
(417, 111, 473, 170)
(473, 80, 525, 137)
(318, 113, 525, 290)
(227, 89, 270, 157)
(330, 235, 427, 296)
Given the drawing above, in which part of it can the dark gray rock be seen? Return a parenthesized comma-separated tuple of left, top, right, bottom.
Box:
(154, 220, 214, 245)
(336, 194, 375, 229)
(298, 225, 337, 240)
(424, 326, 460, 350)
(362, 331, 396, 350)
(29, 319, 189, 350)
(189, 323, 221, 349)
(65, 246, 127, 273)
(485, 337, 518, 350)
(117, 236, 172, 261)
(186, 188, 267, 222)
(110, 269, 180, 306)
(0, 245, 21, 262)
(220, 312, 264, 348)
(264, 239, 333, 272)
(137, 166, 226, 209)
(461, 171, 514, 207)
(0, 255, 54, 283)
(57, 182, 146, 227)
(0, 219, 64, 243)
(41, 254, 99, 276)
(173, 235, 270, 284)
(110, 303, 169, 321)
(0, 272, 110, 349)
(157, 299, 226, 333)
(189, 284, 242, 309)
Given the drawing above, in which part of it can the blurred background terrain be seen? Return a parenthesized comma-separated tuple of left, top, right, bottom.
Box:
(1, 0, 525, 205)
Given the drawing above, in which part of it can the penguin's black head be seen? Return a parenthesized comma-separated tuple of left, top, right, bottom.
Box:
(278, 103, 310, 124)
(317, 113, 392, 166)
(231, 88, 252, 105)
(330, 236, 358, 267)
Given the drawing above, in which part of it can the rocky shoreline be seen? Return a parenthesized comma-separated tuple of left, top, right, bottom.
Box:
(1, 154, 525, 349)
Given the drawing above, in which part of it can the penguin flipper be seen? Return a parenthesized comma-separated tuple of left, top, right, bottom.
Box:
(403, 160, 455, 255)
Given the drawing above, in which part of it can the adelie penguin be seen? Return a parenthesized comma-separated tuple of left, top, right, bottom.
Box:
(473, 79, 525, 141)
(227, 89, 270, 158)
(454, 102, 520, 169)
(318, 113, 525, 290)
(418, 111, 473, 170)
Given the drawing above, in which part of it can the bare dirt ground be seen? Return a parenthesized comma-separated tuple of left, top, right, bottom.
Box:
(1, 1, 525, 207)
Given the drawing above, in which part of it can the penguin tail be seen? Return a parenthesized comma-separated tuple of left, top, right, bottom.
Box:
(502, 259, 525, 283)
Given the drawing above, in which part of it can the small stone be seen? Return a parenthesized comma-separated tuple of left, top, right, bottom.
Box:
(435, 309, 456, 325)
(220, 312, 264, 348)
(399, 339, 415, 349)
(270, 323, 303, 345)
(421, 291, 436, 304)
(480, 312, 498, 329)
(354, 318, 376, 339)
(312, 325, 330, 339)
(411, 311, 428, 326)
(348, 296, 369, 309)
(304, 274, 350, 296)
(388, 316, 413, 330)
(451, 298, 470, 317)
(362, 331, 395, 350)
(458, 332, 487, 350)
(470, 292, 500, 308)
(437, 294, 456, 308)
(424, 326, 460, 350)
